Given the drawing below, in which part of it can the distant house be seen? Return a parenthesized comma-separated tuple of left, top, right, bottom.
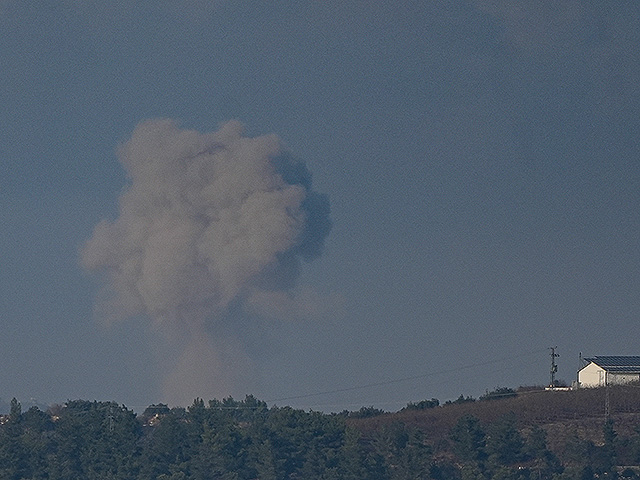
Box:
(578, 356, 640, 387)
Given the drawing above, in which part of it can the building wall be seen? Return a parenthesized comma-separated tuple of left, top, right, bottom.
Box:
(578, 362, 606, 387)
(609, 373, 640, 385)
(578, 363, 640, 387)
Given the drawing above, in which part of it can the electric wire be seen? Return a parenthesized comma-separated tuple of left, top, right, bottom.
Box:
(266, 347, 548, 404)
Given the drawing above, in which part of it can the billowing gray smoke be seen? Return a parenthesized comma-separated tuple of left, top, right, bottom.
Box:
(82, 119, 331, 404)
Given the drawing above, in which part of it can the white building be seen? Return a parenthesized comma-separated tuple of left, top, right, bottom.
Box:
(578, 356, 640, 388)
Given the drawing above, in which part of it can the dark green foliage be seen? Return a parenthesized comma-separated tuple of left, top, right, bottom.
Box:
(51, 400, 141, 479)
(385, 425, 432, 479)
(9, 398, 21, 420)
(562, 432, 595, 465)
(616, 425, 640, 466)
(0, 399, 29, 480)
(0, 396, 425, 479)
(524, 426, 562, 478)
(485, 414, 524, 466)
(620, 467, 639, 479)
(450, 415, 487, 464)
(0, 400, 141, 480)
(524, 425, 547, 458)
(449, 415, 564, 479)
(403, 398, 440, 411)
(5, 388, 640, 479)
(602, 419, 618, 473)
(142, 403, 171, 419)
(349, 405, 386, 418)
(479, 387, 517, 402)
(554, 465, 596, 480)
(429, 460, 459, 480)
(139, 409, 191, 479)
(445, 394, 476, 405)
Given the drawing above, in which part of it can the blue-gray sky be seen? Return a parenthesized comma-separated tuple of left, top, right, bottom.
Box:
(1, 1, 639, 411)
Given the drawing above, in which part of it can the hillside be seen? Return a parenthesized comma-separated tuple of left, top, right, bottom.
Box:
(354, 384, 640, 440)
(1, 386, 640, 479)
(351, 384, 640, 478)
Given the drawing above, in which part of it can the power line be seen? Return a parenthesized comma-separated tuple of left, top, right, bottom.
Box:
(266, 347, 548, 404)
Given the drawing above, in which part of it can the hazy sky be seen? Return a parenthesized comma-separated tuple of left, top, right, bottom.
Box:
(1, 1, 639, 411)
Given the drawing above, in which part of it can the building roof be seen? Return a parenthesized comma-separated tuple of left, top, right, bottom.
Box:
(584, 356, 640, 372)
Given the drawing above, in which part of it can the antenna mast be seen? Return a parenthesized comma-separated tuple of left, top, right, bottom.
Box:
(550, 346, 560, 387)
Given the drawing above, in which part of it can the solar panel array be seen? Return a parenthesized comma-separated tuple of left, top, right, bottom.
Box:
(584, 356, 640, 372)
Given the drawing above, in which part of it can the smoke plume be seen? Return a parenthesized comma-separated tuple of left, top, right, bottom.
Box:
(82, 119, 331, 404)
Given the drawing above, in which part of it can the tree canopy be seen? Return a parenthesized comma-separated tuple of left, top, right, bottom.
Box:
(1, 389, 640, 479)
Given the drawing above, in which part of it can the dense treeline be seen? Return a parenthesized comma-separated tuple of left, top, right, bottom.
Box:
(0, 396, 430, 480)
(2, 387, 640, 479)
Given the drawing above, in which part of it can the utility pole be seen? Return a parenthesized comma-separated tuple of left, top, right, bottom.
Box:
(550, 346, 560, 388)
(605, 371, 611, 421)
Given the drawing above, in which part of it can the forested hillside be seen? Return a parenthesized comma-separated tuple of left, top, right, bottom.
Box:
(2, 386, 640, 479)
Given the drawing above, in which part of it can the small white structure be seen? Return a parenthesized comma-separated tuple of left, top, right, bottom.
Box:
(578, 356, 640, 388)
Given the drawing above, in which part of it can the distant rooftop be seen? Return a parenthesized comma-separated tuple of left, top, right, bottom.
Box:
(584, 356, 640, 372)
